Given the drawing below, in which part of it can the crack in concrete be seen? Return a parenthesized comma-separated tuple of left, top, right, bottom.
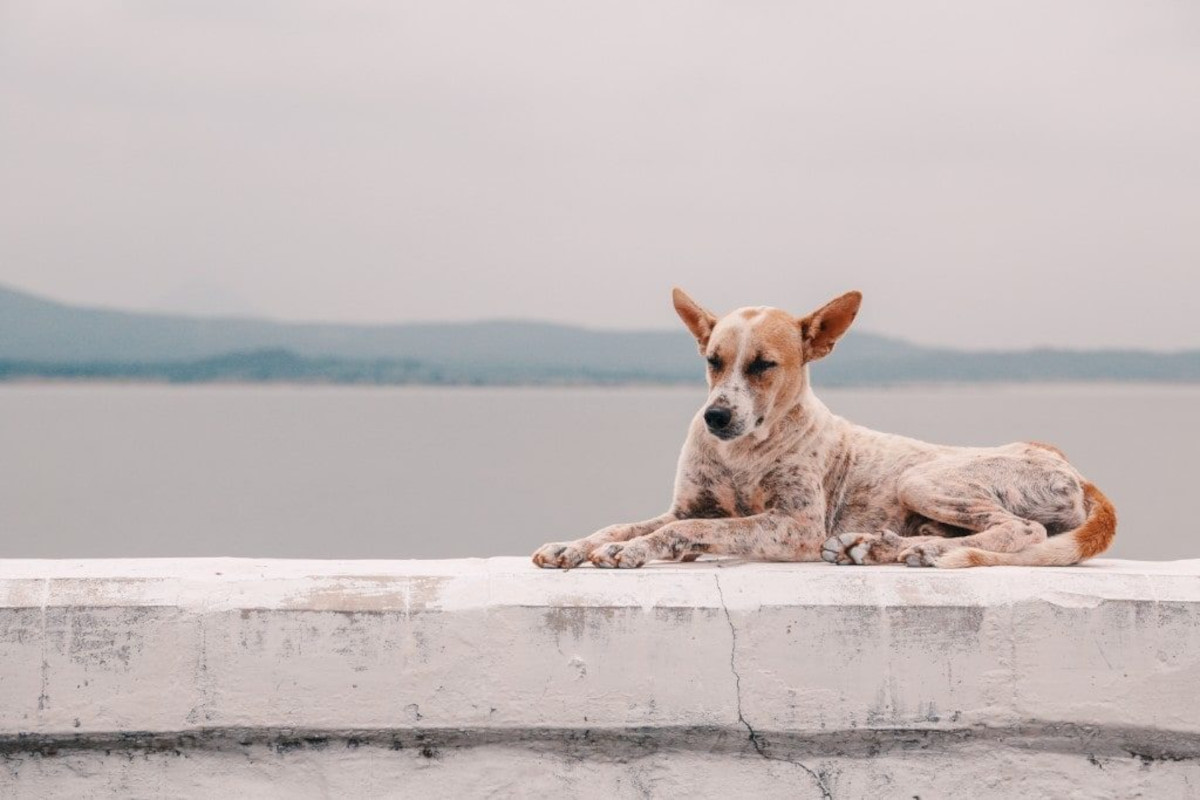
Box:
(711, 570, 755, 749)
(714, 568, 833, 800)
(36, 578, 50, 713)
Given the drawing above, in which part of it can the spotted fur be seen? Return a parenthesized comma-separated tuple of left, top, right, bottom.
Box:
(531, 289, 1117, 570)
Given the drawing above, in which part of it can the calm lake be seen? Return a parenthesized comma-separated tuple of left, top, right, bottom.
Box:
(1, 384, 1195, 561)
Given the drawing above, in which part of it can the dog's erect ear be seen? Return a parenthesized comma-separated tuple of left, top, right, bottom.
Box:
(797, 291, 862, 361)
(672, 287, 718, 351)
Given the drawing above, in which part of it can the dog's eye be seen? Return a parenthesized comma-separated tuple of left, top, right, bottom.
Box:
(706, 355, 723, 371)
(746, 358, 777, 376)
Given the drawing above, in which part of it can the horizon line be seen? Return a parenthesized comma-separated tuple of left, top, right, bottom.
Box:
(4, 280, 1199, 356)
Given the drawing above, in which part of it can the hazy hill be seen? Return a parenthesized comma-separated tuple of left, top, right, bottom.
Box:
(2, 284, 1198, 385)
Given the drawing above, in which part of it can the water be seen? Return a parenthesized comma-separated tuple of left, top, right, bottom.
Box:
(1, 384, 1195, 561)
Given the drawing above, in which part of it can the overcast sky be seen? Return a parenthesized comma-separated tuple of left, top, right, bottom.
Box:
(2, 1, 1198, 348)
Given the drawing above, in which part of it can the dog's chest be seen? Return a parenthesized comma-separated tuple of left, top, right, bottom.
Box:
(727, 481, 768, 517)
(678, 464, 779, 518)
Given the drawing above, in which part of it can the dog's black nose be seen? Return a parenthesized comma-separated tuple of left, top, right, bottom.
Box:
(704, 406, 733, 431)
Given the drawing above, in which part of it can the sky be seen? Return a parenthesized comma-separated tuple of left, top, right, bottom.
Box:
(1, 1, 1198, 349)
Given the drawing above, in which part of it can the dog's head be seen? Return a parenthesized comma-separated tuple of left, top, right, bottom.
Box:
(672, 287, 862, 442)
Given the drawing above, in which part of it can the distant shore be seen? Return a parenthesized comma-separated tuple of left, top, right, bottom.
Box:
(6, 285, 1200, 388)
(5, 377, 1200, 392)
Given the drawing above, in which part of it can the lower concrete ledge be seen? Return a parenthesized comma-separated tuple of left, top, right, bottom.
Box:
(1, 557, 1198, 798)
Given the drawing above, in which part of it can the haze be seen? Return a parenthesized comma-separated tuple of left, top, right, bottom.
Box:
(2, 1, 1197, 349)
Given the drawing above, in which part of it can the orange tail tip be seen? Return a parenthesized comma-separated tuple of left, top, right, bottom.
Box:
(936, 482, 1117, 568)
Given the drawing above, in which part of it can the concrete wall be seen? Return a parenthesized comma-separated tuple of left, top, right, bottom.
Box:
(1, 556, 1198, 798)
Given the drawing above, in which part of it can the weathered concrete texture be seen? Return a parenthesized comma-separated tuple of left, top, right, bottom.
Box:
(1, 557, 1199, 798)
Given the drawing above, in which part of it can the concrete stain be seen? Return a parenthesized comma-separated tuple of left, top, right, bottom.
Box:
(541, 607, 622, 640)
(281, 576, 450, 614)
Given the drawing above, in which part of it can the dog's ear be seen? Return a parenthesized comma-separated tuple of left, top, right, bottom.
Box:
(672, 287, 718, 351)
(798, 291, 862, 361)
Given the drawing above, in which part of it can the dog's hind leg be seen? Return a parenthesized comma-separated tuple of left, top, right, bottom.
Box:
(897, 517, 1047, 567)
(895, 474, 1048, 567)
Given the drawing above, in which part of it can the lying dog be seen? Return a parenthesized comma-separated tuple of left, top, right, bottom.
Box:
(533, 289, 1116, 570)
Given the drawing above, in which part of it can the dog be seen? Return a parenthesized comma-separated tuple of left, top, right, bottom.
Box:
(532, 288, 1116, 570)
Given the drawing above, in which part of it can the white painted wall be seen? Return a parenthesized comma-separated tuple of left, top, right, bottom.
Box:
(1, 557, 1198, 798)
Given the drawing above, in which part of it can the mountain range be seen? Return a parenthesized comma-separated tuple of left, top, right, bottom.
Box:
(2, 284, 1198, 385)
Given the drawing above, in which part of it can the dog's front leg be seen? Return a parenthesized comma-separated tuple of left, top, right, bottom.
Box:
(589, 511, 824, 568)
(532, 512, 678, 569)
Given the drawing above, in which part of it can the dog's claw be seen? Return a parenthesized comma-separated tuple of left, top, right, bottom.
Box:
(532, 541, 589, 569)
(899, 541, 945, 568)
(588, 543, 619, 568)
(820, 536, 843, 564)
(822, 533, 867, 566)
(588, 542, 649, 569)
(822, 530, 905, 566)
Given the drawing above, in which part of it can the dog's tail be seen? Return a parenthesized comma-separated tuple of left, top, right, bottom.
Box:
(935, 482, 1117, 568)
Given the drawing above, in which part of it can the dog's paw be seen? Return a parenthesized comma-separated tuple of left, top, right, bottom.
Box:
(588, 541, 650, 569)
(821, 530, 904, 566)
(898, 540, 951, 568)
(532, 541, 590, 569)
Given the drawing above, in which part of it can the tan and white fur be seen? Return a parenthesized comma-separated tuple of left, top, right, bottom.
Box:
(532, 289, 1116, 570)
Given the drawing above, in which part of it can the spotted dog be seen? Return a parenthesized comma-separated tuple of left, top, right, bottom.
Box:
(532, 289, 1116, 570)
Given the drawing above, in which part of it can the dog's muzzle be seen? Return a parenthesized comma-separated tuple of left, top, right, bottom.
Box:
(704, 405, 741, 440)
